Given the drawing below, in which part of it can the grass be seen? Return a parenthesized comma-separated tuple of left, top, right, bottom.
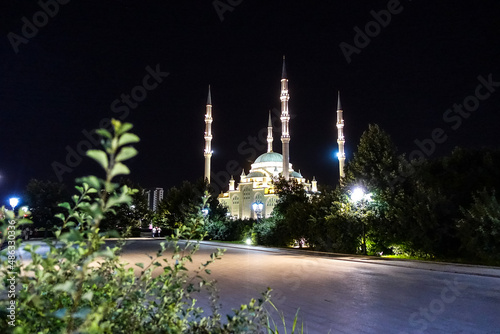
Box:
(381, 254, 500, 267)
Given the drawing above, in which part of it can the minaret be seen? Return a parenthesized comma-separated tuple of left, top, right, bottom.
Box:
(204, 85, 213, 183)
(267, 110, 273, 153)
(336, 91, 346, 180)
(280, 56, 291, 180)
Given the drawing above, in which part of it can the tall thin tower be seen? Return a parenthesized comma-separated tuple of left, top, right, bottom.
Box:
(336, 91, 346, 180)
(267, 110, 273, 153)
(204, 85, 213, 183)
(280, 56, 290, 180)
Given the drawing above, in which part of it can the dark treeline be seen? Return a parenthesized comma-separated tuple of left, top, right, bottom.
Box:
(200, 124, 500, 264)
(22, 124, 500, 264)
(265, 124, 500, 264)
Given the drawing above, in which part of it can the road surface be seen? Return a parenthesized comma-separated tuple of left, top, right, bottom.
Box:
(17, 239, 500, 333)
(118, 239, 500, 334)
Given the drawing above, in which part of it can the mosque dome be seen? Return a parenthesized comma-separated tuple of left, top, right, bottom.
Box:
(247, 171, 266, 178)
(254, 152, 283, 163)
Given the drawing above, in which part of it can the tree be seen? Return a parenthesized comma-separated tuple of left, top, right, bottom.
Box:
(322, 193, 363, 254)
(158, 179, 228, 237)
(24, 179, 69, 235)
(342, 124, 404, 251)
(390, 148, 500, 258)
(271, 177, 313, 247)
(390, 179, 452, 257)
(100, 178, 151, 232)
(343, 124, 402, 195)
(457, 189, 500, 263)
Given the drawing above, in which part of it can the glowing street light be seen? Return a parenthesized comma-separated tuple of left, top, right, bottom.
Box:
(9, 197, 19, 211)
(202, 208, 209, 217)
(252, 202, 264, 219)
(349, 187, 372, 255)
(351, 187, 365, 202)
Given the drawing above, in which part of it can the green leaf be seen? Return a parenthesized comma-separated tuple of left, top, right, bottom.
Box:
(110, 162, 130, 178)
(135, 262, 144, 269)
(58, 202, 71, 210)
(115, 147, 138, 162)
(95, 129, 112, 139)
(86, 150, 109, 170)
(55, 213, 66, 222)
(116, 122, 133, 136)
(84, 176, 101, 190)
(60, 229, 84, 242)
(111, 137, 119, 152)
(118, 133, 140, 147)
(65, 221, 76, 228)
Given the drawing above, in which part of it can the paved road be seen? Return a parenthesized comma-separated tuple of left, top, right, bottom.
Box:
(17, 239, 500, 333)
(114, 239, 500, 334)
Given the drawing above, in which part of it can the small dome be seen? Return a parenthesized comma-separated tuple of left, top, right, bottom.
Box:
(254, 152, 283, 163)
(247, 171, 265, 178)
(291, 171, 303, 178)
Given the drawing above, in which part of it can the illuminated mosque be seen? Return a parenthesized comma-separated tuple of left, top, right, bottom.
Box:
(203, 57, 345, 219)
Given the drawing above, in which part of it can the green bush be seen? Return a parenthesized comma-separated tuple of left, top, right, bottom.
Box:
(0, 120, 288, 333)
(205, 218, 256, 242)
(205, 218, 229, 240)
(130, 227, 142, 237)
(253, 218, 280, 246)
(457, 189, 500, 263)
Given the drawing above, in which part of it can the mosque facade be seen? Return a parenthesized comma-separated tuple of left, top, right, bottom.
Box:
(203, 57, 344, 219)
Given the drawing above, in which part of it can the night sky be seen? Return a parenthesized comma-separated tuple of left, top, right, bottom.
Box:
(1, 0, 500, 204)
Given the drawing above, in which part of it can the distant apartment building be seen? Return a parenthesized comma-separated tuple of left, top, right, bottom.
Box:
(145, 187, 164, 212)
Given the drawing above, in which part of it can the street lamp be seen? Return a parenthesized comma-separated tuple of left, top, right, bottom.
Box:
(9, 197, 19, 211)
(349, 187, 372, 255)
(252, 202, 264, 219)
(202, 208, 209, 217)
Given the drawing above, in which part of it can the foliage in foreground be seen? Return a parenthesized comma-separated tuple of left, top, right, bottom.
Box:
(0, 120, 298, 333)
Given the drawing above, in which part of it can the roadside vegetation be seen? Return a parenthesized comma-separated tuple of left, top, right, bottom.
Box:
(16, 124, 500, 267)
(176, 125, 500, 266)
(0, 120, 302, 333)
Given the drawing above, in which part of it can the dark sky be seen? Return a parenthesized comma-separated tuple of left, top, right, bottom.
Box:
(1, 0, 500, 204)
